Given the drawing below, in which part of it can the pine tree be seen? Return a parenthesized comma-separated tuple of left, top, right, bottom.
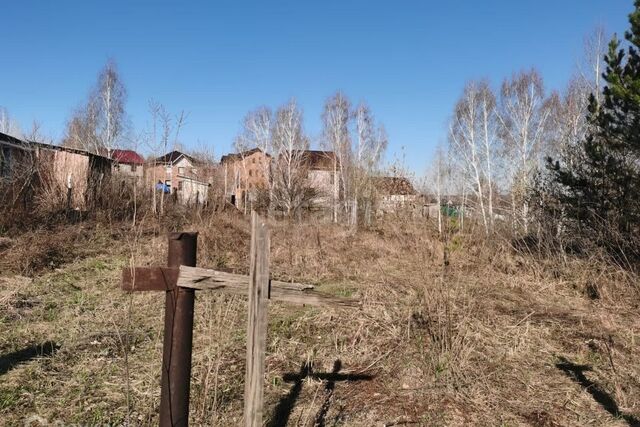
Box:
(547, 1, 640, 247)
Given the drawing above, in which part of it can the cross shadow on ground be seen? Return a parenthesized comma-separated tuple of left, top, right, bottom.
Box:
(556, 356, 640, 427)
(267, 359, 374, 427)
(0, 341, 60, 376)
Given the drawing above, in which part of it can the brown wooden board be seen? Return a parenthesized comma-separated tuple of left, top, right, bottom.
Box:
(121, 266, 178, 291)
(122, 266, 359, 308)
(177, 266, 359, 308)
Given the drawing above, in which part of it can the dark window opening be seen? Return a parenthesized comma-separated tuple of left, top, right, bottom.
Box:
(1, 147, 12, 177)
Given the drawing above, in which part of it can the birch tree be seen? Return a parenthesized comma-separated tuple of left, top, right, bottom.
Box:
(352, 103, 387, 227)
(428, 145, 449, 236)
(64, 60, 127, 155)
(579, 26, 608, 106)
(271, 99, 311, 218)
(321, 92, 351, 223)
(497, 69, 553, 233)
(96, 60, 127, 155)
(449, 81, 491, 234)
(477, 82, 498, 231)
(0, 107, 22, 138)
(549, 77, 589, 161)
(234, 107, 273, 213)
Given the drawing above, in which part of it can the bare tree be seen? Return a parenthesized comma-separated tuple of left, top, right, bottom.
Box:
(322, 92, 351, 223)
(548, 77, 589, 161)
(449, 81, 491, 234)
(432, 146, 446, 236)
(63, 60, 128, 155)
(426, 143, 455, 236)
(0, 107, 22, 138)
(548, 27, 609, 162)
(478, 82, 499, 231)
(579, 26, 608, 106)
(352, 103, 387, 227)
(25, 121, 51, 143)
(97, 60, 127, 155)
(271, 99, 311, 218)
(64, 101, 100, 151)
(234, 107, 273, 213)
(497, 69, 553, 233)
(144, 100, 186, 215)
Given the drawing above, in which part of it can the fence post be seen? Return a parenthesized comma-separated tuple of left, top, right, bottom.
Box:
(160, 232, 197, 427)
(243, 212, 270, 427)
(66, 173, 72, 211)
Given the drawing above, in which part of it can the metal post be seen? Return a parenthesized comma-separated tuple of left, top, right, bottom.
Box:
(160, 232, 197, 427)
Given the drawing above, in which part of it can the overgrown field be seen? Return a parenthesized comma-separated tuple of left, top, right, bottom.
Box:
(1, 214, 639, 426)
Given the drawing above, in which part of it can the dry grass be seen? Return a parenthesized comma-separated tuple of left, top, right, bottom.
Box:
(0, 213, 639, 426)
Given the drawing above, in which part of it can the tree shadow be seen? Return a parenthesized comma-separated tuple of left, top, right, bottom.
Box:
(556, 356, 640, 427)
(0, 341, 59, 376)
(267, 359, 374, 427)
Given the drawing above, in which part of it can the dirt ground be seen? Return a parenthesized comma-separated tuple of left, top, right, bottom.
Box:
(0, 215, 639, 426)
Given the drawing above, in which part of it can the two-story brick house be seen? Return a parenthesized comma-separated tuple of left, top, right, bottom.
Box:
(146, 150, 211, 205)
(220, 148, 271, 208)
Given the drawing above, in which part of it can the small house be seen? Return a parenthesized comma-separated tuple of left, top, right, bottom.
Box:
(111, 149, 144, 180)
(298, 150, 337, 209)
(146, 150, 210, 205)
(372, 176, 421, 215)
(0, 131, 112, 209)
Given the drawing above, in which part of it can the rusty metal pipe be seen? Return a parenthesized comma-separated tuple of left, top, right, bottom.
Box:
(160, 232, 197, 427)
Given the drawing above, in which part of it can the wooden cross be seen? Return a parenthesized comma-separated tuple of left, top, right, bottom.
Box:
(122, 211, 358, 427)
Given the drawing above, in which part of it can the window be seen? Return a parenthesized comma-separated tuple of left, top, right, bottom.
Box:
(178, 167, 185, 175)
(0, 146, 11, 177)
(178, 180, 183, 190)
(131, 164, 137, 172)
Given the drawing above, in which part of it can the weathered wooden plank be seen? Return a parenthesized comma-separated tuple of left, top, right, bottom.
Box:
(122, 267, 359, 308)
(177, 266, 359, 307)
(121, 266, 307, 293)
(244, 211, 269, 427)
(121, 266, 178, 291)
(176, 266, 312, 291)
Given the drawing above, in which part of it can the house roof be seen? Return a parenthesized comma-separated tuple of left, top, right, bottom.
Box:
(372, 176, 417, 196)
(111, 149, 144, 165)
(0, 131, 25, 147)
(0, 131, 112, 161)
(154, 150, 194, 164)
(220, 148, 270, 164)
(298, 150, 336, 170)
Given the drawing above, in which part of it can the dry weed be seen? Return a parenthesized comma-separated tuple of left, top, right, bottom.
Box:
(0, 212, 638, 426)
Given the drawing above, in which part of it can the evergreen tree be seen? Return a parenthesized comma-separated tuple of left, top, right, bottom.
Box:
(547, 1, 640, 247)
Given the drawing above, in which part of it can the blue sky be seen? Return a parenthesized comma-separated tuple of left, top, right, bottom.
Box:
(0, 1, 633, 173)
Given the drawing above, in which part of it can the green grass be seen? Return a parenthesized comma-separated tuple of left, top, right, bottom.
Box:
(316, 282, 357, 298)
(0, 387, 21, 410)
